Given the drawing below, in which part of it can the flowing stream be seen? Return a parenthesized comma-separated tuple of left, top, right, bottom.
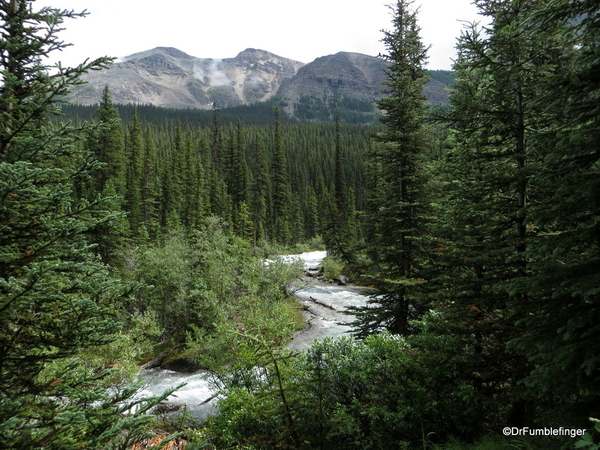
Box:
(133, 251, 371, 420)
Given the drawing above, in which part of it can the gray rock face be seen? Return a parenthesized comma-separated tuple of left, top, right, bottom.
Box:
(68, 47, 450, 115)
(73, 47, 304, 109)
(277, 51, 388, 117)
(281, 52, 387, 100)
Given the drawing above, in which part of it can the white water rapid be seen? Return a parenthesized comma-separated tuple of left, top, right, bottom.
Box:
(134, 251, 371, 420)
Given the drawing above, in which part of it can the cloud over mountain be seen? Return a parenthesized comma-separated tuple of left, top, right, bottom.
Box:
(69, 47, 450, 121)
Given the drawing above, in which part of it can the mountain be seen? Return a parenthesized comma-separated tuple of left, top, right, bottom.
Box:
(277, 52, 388, 121)
(72, 47, 304, 109)
(69, 47, 451, 122)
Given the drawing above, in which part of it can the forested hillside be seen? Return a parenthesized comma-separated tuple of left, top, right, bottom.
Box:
(1, 0, 599, 449)
(61, 97, 377, 250)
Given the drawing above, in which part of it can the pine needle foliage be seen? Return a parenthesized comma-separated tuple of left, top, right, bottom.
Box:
(0, 2, 161, 447)
(349, 0, 432, 337)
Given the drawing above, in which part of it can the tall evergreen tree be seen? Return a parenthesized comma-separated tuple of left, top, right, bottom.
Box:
(334, 115, 348, 215)
(350, 0, 431, 336)
(324, 115, 357, 262)
(183, 135, 206, 231)
(426, 0, 579, 428)
(0, 2, 157, 447)
(211, 103, 224, 178)
(89, 85, 125, 195)
(500, 0, 600, 425)
(125, 106, 144, 235)
(86, 88, 130, 266)
(250, 137, 271, 245)
(271, 106, 292, 244)
(228, 120, 249, 234)
(140, 126, 159, 239)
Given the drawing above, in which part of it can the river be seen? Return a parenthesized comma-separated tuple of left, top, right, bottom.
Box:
(133, 251, 371, 420)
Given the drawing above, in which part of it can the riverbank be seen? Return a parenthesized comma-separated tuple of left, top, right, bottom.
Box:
(132, 251, 371, 421)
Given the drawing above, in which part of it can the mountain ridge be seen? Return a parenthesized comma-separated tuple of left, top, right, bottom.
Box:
(69, 47, 451, 122)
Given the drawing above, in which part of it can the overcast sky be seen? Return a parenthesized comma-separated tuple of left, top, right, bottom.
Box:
(38, 0, 482, 70)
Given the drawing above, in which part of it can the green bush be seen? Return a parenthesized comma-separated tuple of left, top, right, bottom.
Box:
(205, 332, 486, 449)
(320, 255, 345, 282)
(133, 217, 304, 344)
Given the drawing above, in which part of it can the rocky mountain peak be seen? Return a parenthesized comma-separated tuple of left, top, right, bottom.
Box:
(121, 47, 193, 62)
(152, 47, 195, 59)
(235, 48, 282, 62)
(68, 47, 451, 121)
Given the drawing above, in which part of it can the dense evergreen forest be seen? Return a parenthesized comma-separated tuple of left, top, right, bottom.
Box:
(1, 0, 599, 449)
(60, 98, 377, 251)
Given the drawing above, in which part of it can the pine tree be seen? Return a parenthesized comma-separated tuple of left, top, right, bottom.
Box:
(228, 120, 249, 234)
(500, 0, 600, 424)
(324, 115, 357, 262)
(271, 106, 292, 244)
(250, 137, 271, 245)
(125, 106, 144, 235)
(350, 0, 431, 336)
(140, 126, 159, 239)
(0, 2, 157, 447)
(305, 185, 319, 240)
(183, 134, 206, 231)
(427, 0, 576, 428)
(334, 115, 348, 216)
(211, 103, 224, 178)
(89, 85, 126, 195)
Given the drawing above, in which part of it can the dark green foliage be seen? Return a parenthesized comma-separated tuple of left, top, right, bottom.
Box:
(293, 94, 379, 124)
(498, 0, 600, 424)
(125, 107, 144, 235)
(60, 102, 375, 244)
(271, 106, 292, 244)
(249, 137, 271, 244)
(424, 0, 600, 432)
(87, 86, 126, 195)
(322, 115, 358, 262)
(350, 0, 432, 337)
(207, 333, 484, 450)
(24, 0, 599, 446)
(0, 2, 160, 447)
(61, 98, 294, 128)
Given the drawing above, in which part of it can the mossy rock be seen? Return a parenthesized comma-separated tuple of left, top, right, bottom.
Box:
(161, 352, 204, 373)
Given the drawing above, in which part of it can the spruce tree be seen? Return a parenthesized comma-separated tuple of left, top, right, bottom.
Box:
(183, 134, 206, 231)
(333, 115, 348, 216)
(324, 115, 357, 262)
(228, 120, 249, 234)
(89, 85, 125, 195)
(271, 106, 292, 244)
(427, 0, 578, 428)
(86, 87, 129, 265)
(250, 137, 271, 245)
(501, 0, 600, 425)
(0, 1, 157, 447)
(125, 106, 144, 235)
(211, 103, 224, 178)
(140, 126, 159, 239)
(350, 0, 431, 336)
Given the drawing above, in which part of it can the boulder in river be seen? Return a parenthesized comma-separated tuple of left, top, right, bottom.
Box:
(337, 275, 350, 286)
(151, 402, 182, 415)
